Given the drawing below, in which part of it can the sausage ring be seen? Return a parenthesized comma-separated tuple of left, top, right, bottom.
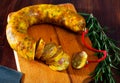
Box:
(6, 4, 86, 60)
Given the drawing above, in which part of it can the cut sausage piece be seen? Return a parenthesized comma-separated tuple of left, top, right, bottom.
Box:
(35, 38, 46, 59)
(49, 52, 70, 71)
(46, 46, 64, 64)
(41, 43, 58, 61)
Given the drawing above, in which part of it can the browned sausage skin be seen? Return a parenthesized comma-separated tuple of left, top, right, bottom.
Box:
(6, 4, 86, 60)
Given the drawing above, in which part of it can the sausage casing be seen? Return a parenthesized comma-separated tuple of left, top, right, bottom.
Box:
(6, 4, 86, 60)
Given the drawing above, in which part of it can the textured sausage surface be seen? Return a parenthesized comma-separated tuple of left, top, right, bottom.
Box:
(6, 4, 86, 60)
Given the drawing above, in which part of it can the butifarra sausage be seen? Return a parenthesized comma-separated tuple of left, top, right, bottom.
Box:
(6, 4, 86, 71)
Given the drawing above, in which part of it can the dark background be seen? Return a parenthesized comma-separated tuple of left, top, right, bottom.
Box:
(0, 0, 120, 82)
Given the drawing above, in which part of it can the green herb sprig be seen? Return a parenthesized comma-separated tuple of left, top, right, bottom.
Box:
(79, 13, 120, 83)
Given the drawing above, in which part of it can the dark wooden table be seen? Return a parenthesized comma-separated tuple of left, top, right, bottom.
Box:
(0, 0, 120, 82)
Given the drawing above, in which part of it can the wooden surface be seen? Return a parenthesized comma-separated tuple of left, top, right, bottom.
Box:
(18, 24, 97, 83)
(0, 0, 120, 83)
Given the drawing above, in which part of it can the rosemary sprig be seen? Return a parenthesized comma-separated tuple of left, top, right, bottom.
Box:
(79, 13, 120, 83)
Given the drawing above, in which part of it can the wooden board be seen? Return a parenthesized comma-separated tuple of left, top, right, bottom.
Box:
(15, 3, 98, 83)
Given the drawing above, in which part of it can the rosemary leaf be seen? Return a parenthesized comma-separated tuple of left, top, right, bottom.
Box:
(79, 12, 120, 83)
